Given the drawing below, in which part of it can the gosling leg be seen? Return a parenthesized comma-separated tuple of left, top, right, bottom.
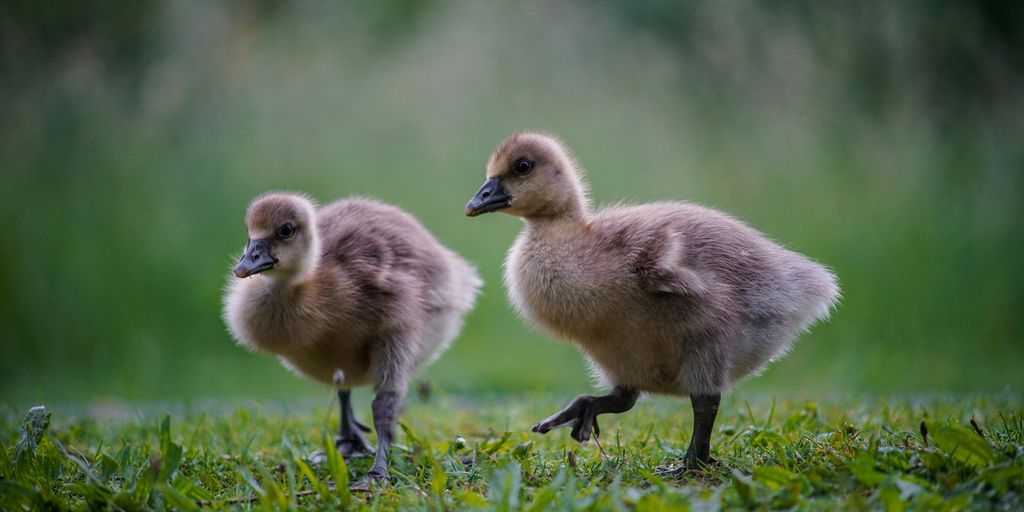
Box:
(532, 386, 639, 442)
(660, 392, 721, 477)
(684, 393, 720, 468)
(366, 390, 403, 482)
(335, 390, 373, 459)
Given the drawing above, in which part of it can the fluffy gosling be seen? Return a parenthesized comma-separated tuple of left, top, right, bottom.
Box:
(224, 193, 481, 481)
(465, 133, 838, 475)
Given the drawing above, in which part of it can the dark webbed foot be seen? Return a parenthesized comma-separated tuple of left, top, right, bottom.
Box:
(656, 455, 720, 478)
(363, 469, 388, 484)
(532, 395, 602, 442)
(532, 387, 639, 443)
(351, 472, 389, 490)
(335, 431, 374, 459)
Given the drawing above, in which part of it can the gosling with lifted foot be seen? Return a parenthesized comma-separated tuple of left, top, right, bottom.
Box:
(465, 133, 838, 475)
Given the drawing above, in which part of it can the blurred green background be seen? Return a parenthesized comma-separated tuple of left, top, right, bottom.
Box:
(2, 1, 1022, 404)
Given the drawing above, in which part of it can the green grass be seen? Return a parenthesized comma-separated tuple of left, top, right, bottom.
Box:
(2, 392, 1022, 510)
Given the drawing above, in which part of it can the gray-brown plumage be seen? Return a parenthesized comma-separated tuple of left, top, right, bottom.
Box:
(465, 132, 839, 474)
(224, 192, 480, 481)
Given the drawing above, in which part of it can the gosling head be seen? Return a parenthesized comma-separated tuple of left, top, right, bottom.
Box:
(233, 193, 319, 279)
(465, 132, 588, 220)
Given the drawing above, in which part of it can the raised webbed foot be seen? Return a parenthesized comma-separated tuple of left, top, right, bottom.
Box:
(532, 395, 602, 443)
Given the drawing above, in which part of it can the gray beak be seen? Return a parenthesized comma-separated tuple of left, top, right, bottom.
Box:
(233, 238, 278, 278)
(465, 177, 511, 217)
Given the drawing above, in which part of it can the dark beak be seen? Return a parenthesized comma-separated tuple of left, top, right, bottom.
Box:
(465, 177, 511, 217)
(233, 238, 278, 278)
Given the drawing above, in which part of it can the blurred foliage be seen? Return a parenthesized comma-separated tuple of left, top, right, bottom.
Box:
(0, 1, 1022, 402)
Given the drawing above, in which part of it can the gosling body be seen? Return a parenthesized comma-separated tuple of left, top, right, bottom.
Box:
(507, 201, 836, 396)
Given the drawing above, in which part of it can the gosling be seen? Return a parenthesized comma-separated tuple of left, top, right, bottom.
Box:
(224, 192, 481, 481)
(465, 132, 839, 474)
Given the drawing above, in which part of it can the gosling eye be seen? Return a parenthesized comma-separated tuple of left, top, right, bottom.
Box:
(277, 223, 296, 239)
(512, 159, 533, 175)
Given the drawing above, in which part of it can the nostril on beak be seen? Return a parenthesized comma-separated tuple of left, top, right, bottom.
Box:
(481, 191, 491, 199)
(251, 252, 261, 261)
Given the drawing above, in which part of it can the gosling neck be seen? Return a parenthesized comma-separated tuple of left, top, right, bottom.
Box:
(292, 231, 322, 288)
(524, 202, 589, 231)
